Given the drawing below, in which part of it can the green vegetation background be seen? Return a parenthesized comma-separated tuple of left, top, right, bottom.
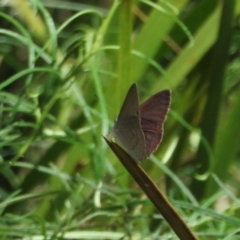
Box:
(0, 0, 240, 239)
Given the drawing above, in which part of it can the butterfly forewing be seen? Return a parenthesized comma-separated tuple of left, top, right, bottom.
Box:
(107, 84, 147, 161)
(140, 90, 171, 157)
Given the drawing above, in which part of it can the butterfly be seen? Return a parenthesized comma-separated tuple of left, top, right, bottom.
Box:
(106, 83, 171, 162)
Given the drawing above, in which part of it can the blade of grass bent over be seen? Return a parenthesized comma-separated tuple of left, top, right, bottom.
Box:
(104, 137, 198, 240)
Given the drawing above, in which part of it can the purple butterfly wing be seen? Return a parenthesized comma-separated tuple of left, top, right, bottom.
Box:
(140, 90, 171, 157)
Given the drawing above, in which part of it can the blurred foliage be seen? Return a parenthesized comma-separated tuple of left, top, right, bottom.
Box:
(0, 0, 240, 239)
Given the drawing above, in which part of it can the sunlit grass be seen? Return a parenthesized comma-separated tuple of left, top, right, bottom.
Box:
(0, 0, 240, 239)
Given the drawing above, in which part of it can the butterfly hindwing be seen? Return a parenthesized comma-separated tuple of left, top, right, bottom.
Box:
(107, 84, 147, 161)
